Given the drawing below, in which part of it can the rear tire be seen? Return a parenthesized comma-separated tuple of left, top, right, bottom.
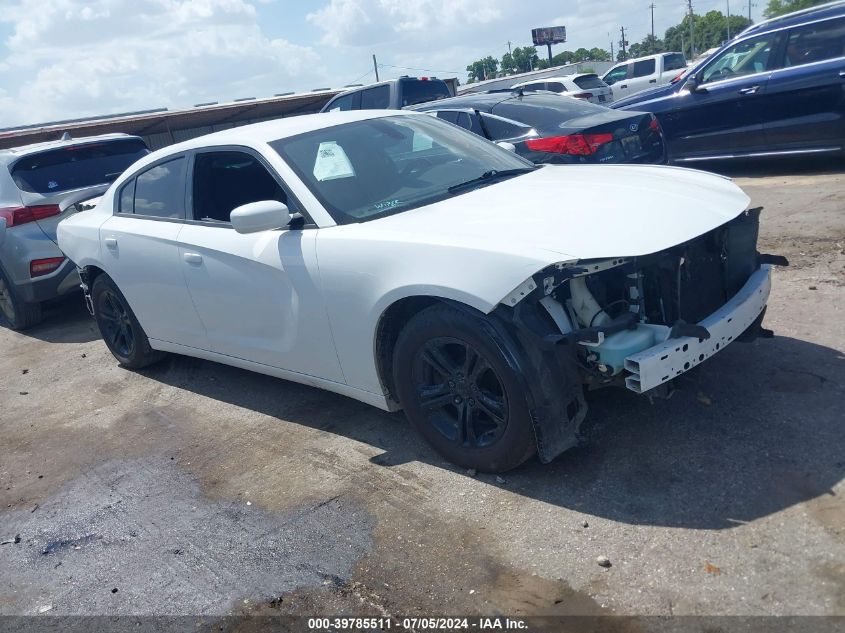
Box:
(393, 304, 536, 473)
(91, 274, 166, 369)
(0, 270, 43, 331)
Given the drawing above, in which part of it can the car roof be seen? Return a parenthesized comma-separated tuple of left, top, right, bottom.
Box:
(739, 0, 845, 37)
(0, 132, 143, 164)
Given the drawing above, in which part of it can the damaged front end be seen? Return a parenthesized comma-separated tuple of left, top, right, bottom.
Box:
(492, 207, 787, 463)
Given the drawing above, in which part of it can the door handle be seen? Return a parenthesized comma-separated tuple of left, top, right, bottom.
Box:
(839, 70, 845, 78)
(183, 252, 203, 265)
(649, 79, 657, 83)
(104, 237, 117, 249)
(620, 84, 628, 89)
(739, 85, 760, 95)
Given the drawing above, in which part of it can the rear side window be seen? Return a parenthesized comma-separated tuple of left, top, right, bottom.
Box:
(573, 74, 606, 89)
(521, 82, 547, 91)
(603, 65, 629, 84)
(545, 82, 566, 93)
(131, 157, 186, 219)
(663, 53, 687, 71)
(191, 151, 289, 223)
(785, 17, 845, 67)
(435, 110, 472, 130)
(478, 113, 533, 141)
(632, 59, 657, 78)
(401, 80, 451, 107)
(361, 85, 390, 109)
(10, 139, 149, 194)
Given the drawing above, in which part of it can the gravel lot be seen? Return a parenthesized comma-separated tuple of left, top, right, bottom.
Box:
(1, 159, 843, 619)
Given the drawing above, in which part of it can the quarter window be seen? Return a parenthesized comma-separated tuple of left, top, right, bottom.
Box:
(132, 158, 186, 219)
(785, 17, 845, 67)
(191, 151, 289, 223)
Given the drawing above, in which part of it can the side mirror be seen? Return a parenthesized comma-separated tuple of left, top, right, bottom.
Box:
(0, 217, 6, 247)
(230, 200, 292, 234)
(496, 141, 517, 152)
(684, 74, 704, 93)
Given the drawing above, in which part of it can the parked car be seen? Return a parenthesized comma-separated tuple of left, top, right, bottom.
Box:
(409, 91, 666, 165)
(510, 73, 614, 105)
(0, 134, 149, 330)
(611, 1, 845, 163)
(57, 111, 781, 472)
(602, 52, 688, 100)
(321, 77, 453, 112)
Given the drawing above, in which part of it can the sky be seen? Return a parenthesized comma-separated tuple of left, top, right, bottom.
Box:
(0, 0, 765, 128)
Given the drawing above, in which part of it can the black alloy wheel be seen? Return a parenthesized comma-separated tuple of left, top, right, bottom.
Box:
(411, 337, 509, 449)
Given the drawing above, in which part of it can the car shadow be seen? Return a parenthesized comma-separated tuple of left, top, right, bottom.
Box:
(680, 155, 845, 179)
(6, 295, 101, 344)
(140, 334, 844, 530)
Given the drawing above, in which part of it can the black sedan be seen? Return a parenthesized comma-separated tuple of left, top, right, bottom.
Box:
(408, 91, 666, 165)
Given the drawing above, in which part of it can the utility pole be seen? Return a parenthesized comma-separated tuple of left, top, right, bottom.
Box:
(609, 33, 615, 62)
(748, 0, 753, 21)
(507, 41, 512, 55)
(620, 25, 628, 60)
(372, 54, 379, 82)
(687, 0, 696, 58)
(649, 3, 656, 51)
(727, 0, 731, 40)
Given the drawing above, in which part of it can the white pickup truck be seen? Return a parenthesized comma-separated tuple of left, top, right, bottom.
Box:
(602, 52, 688, 100)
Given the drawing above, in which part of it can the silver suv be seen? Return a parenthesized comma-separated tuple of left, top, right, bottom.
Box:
(0, 133, 149, 330)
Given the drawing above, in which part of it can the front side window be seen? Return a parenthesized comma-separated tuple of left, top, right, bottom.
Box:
(192, 151, 289, 223)
(702, 33, 777, 83)
(132, 157, 186, 219)
(361, 85, 390, 109)
(632, 59, 657, 78)
(785, 17, 845, 67)
(604, 65, 629, 85)
(327, 93, 355, 112)
(271, 115, 533, 224)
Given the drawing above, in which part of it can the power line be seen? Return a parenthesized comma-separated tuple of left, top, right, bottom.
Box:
(377, 63, 465, 75)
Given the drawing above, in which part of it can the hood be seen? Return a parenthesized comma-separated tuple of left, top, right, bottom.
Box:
(611, 82, 680, 109)
(361, 164, 750, 262)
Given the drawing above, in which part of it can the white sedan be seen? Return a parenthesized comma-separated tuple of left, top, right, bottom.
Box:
(57, 110, 778, 472)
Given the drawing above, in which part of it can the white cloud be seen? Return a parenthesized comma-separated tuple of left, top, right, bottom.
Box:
(0, 0, 322, 126)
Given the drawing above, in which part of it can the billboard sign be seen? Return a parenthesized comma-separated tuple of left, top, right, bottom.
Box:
(531, 26, 567, 46)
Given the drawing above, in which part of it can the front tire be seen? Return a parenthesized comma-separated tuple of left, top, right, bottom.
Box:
(393, 304, 536, 472)
(0, 270, 43, 331)
(91, 274, 165, 369)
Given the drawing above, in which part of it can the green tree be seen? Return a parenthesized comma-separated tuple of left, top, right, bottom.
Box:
(501, 46, 539, 74)
(628, 34, 665, 58)
(589, 47, 612, 61)
(664, 11, 752, 58)
(466, 56, 499, 83)
(764, 0, 828, 17)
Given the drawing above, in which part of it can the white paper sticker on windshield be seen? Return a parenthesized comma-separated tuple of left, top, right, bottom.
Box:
(313, 141, 355, 182)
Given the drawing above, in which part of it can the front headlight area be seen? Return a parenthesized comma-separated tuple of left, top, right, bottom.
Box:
(500, 257, 673, 382)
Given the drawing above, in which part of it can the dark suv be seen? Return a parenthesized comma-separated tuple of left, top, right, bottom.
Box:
(320, 77, 452, 112)
(611, 1, 845, 163)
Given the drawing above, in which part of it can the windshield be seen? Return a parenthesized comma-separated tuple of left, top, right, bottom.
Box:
(10, 139, 149, 194)
(271, 115, 533, 224)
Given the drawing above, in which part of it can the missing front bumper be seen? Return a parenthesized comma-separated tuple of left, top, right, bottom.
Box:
(624, 265, 772, 394)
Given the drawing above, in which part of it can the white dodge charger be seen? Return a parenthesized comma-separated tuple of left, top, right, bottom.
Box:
(57, 110, 782, 472)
